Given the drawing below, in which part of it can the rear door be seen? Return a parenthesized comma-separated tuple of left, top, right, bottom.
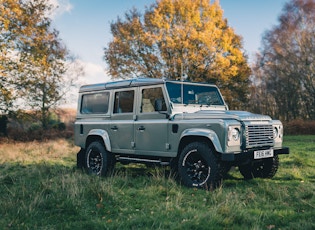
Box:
(108, 89, 136, 154)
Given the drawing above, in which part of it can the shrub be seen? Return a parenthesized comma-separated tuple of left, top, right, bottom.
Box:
(284, 119, 315, 135)
(0, 115, 8, 136)
(51, 122, 66, 131)
(4, 109, 76, 141)
(28, 122, 42, 132)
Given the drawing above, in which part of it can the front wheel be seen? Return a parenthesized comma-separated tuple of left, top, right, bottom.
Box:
(239, 155, 279, 179)
(178, 142, 222, 190)
(85, 141, 115, 176)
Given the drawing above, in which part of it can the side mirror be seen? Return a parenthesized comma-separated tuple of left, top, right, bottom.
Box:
(154, 99, 170, 119)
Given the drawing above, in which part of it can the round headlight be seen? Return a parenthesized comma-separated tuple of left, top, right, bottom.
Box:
(231, 128, 240, 141)
(273, 127, 278, 139)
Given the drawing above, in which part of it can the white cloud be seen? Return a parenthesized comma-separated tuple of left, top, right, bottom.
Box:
(48, 0, 73, 19)
(78, 60, 111, 85)
(83, 61, 103, 77)
(60, 59, 111, 108)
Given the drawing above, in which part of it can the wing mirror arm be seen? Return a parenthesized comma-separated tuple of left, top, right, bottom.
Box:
(154, 99, 170, 119)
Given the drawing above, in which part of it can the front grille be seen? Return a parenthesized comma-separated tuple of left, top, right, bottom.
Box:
(245, 124, 274, 148)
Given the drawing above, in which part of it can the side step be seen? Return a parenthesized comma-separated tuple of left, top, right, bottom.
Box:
(116, 156, 170, 166)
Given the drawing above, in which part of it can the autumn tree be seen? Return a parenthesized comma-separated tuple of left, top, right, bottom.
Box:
(0, 0, 79, 128)
(104, 0, 251, 109)
(252, 0, 315, 121)
(0, 0, 21, 113)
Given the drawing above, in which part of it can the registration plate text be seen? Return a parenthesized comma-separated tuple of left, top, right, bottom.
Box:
(254, 149, 274, 159)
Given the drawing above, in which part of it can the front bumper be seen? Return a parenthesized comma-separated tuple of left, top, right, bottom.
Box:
(221, 147, 289, 162)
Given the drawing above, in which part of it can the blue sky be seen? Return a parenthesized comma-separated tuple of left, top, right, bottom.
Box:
(52, 0, 288, 85)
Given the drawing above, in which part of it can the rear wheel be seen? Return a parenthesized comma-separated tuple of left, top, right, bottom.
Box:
(239, 155, 279, 179)
(85, 141, 115, 176)
(178, 142, 222, 190)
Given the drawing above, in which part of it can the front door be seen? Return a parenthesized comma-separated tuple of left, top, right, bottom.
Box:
(135, 86, 169, 156)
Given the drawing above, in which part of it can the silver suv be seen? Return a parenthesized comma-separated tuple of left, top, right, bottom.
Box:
(75, 78, 289, 189)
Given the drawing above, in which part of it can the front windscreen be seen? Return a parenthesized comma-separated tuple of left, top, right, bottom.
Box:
(166, 82, 224, 106)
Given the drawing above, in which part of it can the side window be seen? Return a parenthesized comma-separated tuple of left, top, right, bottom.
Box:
(141, 87, 167, 113)
(81, 92, 109, 114)
(113, 90, 134, 113)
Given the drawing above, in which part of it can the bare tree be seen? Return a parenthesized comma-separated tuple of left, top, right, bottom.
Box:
(252, 0, 315, 121)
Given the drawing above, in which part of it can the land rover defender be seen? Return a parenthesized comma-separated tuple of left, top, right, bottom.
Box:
(75, 78, 289, 189)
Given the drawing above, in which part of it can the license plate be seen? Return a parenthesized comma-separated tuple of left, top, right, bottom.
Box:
(254, 149, 274, 159)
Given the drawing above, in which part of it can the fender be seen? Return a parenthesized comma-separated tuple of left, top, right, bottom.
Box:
(87, 129, 112, 152)
(180, 128, 223, 153)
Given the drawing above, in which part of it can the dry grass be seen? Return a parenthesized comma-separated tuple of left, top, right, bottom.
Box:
(0, 139, 79, 165)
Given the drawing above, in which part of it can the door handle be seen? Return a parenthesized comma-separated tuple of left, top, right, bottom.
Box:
(111, 126, 118, 131)
(138, 126, 145, 131)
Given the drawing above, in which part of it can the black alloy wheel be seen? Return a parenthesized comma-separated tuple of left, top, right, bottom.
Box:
(178, 142, 222, 190)
(85, 141, 115, 176)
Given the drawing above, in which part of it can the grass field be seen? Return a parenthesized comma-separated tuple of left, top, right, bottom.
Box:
(0, 136, 314, 229)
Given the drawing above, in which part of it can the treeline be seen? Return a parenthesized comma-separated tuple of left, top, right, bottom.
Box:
(248, 0, 315, 122)
(104, 0, 315, 122)
(1, 0, 314, 139)
(0, 0, 82, 131)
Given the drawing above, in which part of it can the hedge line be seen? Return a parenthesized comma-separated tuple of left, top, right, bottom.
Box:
(284, 120, 315, 135)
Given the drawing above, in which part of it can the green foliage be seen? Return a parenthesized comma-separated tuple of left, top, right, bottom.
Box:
(0, 136, 314, 229)
(48, 111, 66, 131)
(28, 122, 42, 132)
(104, 0, 251, 109)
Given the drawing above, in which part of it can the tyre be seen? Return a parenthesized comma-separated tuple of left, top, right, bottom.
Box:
(77, 148, 86, 169)
(85, 141, 115, 176)
(219, 162, 232, 179)
(178, 142, 222, 190)
(239, 155, 279, 179)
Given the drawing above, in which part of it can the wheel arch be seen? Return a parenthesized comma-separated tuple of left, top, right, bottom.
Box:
(178, 128, 223, 156)
(85, 129, 112, 152)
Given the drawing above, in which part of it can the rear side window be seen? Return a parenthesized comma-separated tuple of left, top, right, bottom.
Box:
(81, 92, 109, 114)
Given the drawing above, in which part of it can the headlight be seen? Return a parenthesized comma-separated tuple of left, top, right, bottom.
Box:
(228, 126, 241, 146)
(273, 124, 283, 142)
(273, 126, 278, 139)
(231, 128, 240, 141)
